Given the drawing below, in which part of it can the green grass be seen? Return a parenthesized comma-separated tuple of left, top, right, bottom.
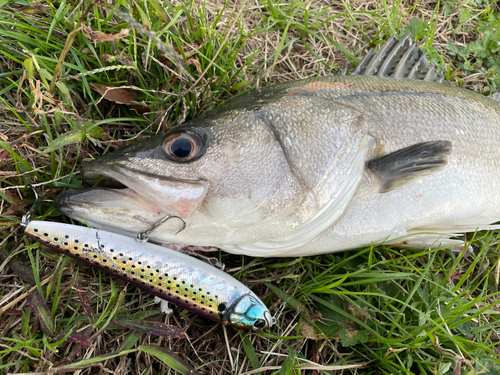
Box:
(1, 0, 500, 374)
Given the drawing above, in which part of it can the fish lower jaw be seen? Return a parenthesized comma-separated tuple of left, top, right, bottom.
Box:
(82, 163, 209, 218)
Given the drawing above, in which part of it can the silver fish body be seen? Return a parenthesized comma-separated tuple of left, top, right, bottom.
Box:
(54, 37, 500, 256)
(25, 220, 273, 330)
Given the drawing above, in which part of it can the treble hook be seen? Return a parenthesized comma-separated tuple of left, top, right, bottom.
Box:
(20, 185, 40, 228)
(204, 256, 225, 271)
(186, 252, 225, 271)
(271, 301, 286, 326)
(136, 214, 186, 243)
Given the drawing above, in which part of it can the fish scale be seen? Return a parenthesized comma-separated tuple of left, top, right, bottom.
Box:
(25, 220, 273, 330)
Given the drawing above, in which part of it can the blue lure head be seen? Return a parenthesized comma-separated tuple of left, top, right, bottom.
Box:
(225, 294, 274, 330)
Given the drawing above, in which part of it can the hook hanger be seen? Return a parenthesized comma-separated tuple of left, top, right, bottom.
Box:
(20, 185, 40, 228)
(183, 251, 225, 271)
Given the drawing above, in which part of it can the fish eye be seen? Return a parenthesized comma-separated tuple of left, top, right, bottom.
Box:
(253, 319, 266, 330)
(163, 132, 203, 162)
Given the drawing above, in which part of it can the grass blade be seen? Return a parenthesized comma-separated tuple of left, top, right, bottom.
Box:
(26, 290, 55, 336)
(114, 317, 185, 338)
(55, 349, 137, 371)
(139, 345, 201, 375)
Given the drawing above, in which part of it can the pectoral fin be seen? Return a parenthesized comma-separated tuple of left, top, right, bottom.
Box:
(367, 140, 452, 192)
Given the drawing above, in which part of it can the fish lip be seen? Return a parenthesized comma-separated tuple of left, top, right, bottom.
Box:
(58, 161, 208, 221)
(81, 164, 204, 188)
(54, 189, 78, 214)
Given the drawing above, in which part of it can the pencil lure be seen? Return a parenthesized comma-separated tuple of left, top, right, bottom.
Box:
(25, 220, 273, 330)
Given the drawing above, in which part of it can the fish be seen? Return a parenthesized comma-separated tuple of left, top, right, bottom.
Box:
(24, 220, 273, 330)
(54, 34, 500, 257)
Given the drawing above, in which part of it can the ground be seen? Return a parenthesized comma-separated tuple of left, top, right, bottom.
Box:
(1, 0, 500, 374)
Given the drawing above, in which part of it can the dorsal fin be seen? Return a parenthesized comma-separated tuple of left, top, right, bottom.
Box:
(352, 34, 449, 84)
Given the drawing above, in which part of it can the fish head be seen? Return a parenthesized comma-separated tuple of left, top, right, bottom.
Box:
(225, 293, 274, 330)
(55, 100, 304, 245)
(55, 90, 370, 253)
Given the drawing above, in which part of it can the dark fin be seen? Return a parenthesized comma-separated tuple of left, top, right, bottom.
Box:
(352, 34, 449, 84)
(367, 141, 452, 192)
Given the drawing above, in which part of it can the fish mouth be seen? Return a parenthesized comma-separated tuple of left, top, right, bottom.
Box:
(54, 163, 208, 237)
(81, 169, 129, 189)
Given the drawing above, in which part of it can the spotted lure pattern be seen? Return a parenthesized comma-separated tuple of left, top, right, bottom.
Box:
(25, 221, 273, 330)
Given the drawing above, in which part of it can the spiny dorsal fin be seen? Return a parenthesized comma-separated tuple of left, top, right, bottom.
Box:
(352, 34, 449, 84)
(367, 140, 452, 192)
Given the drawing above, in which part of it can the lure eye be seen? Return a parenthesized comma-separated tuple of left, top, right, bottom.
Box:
(253, 319, 266, 331)
(163, 132, 203, 162)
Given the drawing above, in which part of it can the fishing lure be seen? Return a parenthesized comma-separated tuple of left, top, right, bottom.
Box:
(24, 220, 274, 330)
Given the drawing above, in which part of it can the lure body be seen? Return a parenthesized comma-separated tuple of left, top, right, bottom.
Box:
(25, 220, 273, 330)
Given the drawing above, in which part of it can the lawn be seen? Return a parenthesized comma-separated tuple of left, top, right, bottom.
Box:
(1, 0, 500, 374)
